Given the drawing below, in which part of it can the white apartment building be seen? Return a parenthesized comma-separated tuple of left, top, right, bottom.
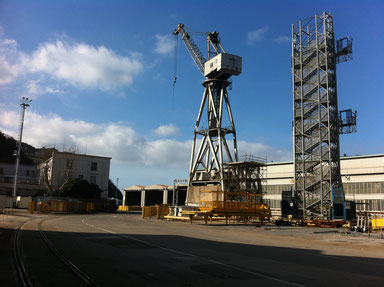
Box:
(38, 151, 111, 198)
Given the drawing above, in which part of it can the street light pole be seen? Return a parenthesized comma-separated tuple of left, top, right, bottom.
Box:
(13, 97, 32, 204)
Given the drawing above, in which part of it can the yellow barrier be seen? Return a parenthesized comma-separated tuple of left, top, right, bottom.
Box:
(118, 205, 142, 211)
(86, 203, 95, 212)
(3, 208, 12, 216)
(199, 200, 271, 214)
(142, 205, 168, 219)
(372, 218, 384, 230)
(28, 201, 34, 213)
(30, 200, 99, 214)
(118, 205, 129, 211)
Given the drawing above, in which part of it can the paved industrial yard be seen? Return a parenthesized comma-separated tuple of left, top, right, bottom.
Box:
(1, 210, 384, 287)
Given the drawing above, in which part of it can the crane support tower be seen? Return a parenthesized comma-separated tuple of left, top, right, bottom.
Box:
(173, 24, 242, 205)
(292, 12, 357, 220)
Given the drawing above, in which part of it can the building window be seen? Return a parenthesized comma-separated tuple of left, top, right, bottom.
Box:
(91, 162, 98, 171)
(79, 174, 83, 180)
(90, 175, 96, 184)
(0, 168, 3, 175)
(26, 170, 30, 176)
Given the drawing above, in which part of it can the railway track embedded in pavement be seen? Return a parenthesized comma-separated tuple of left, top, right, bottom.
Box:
(12, 217, 100, 287)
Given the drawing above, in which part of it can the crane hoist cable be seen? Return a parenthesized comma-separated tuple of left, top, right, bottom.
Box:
(173, 33, 178, 86)
(172, 34, 178, 111)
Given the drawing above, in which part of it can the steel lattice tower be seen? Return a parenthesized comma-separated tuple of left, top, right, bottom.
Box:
(188, 78, 238, 189)
(292, 12, 355, 219)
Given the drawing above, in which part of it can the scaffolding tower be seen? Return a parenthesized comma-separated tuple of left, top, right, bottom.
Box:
(198, 155, 268, 214)
(292, 12, 356, 219)
(224, 155, 266, 196)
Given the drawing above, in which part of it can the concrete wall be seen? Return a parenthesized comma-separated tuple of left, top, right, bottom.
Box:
(16, 196, 32, 208)
(0, 195, 14, 210)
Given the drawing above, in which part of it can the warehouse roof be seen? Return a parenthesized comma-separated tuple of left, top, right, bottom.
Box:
(266, 153, 384, 166)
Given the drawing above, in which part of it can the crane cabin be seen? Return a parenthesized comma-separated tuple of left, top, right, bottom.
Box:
(204, 53, 242, 79)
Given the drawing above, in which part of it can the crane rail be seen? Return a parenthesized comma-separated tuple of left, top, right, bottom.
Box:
(38, 218, 101, 287)
(12, 217, 100, 287)
(12, 220, 34, 287)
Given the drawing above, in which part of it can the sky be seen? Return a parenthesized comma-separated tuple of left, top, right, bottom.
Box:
(0, 0, 383, 189)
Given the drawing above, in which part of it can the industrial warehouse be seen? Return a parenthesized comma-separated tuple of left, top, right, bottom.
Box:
(1, 4, 383, 287)
(264, 154, 384, 213)
(122, 154, 384, 215)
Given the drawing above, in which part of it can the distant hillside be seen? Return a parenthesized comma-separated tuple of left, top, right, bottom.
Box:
(0, 131, 35, 165)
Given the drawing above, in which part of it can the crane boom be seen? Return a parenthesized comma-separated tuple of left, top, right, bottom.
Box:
(173, 24, 206, 75)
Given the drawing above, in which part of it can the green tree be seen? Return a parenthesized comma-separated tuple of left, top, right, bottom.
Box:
(60, 179, 102, 199)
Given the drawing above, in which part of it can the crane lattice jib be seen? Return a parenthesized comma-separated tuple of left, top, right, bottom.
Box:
(173, 24, 206, 75)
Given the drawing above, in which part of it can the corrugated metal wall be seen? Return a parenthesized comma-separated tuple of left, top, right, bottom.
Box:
(344, 182, 384, 212)
(263, 182, 384, 212)
(264, 184, 292, 210)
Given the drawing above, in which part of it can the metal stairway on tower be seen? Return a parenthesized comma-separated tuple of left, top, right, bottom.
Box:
(292, 12, 357, 219)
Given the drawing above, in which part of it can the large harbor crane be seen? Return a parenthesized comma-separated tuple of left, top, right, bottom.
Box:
(173, 24, 242, 205)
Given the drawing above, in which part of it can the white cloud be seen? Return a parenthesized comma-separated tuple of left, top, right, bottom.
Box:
(26, 80, 61, 96)
(154, 34, 174, 55)
(237, 141, 291, 162)
(0, 27, 143, 91)
(20, 40, 143, 90)
(0, 35, 19, 85)
(153, 123, 180, 137)
(0, 110, 190, 168)
(275, 35, 291, 44)
(2, 38, 17, 47)
(0, 110, 291, 169)
(0, 57, 18, 85)
(247, 26, 269, 44)
(144, 139, 190, 166)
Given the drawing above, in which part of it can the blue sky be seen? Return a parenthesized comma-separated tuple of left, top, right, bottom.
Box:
(0, 0, 383, 189)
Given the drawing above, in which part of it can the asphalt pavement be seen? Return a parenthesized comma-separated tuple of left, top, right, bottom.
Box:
(1, 211, 384, 286)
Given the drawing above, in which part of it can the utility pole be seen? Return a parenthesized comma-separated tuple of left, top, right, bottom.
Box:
(13, 97, 32, 205)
